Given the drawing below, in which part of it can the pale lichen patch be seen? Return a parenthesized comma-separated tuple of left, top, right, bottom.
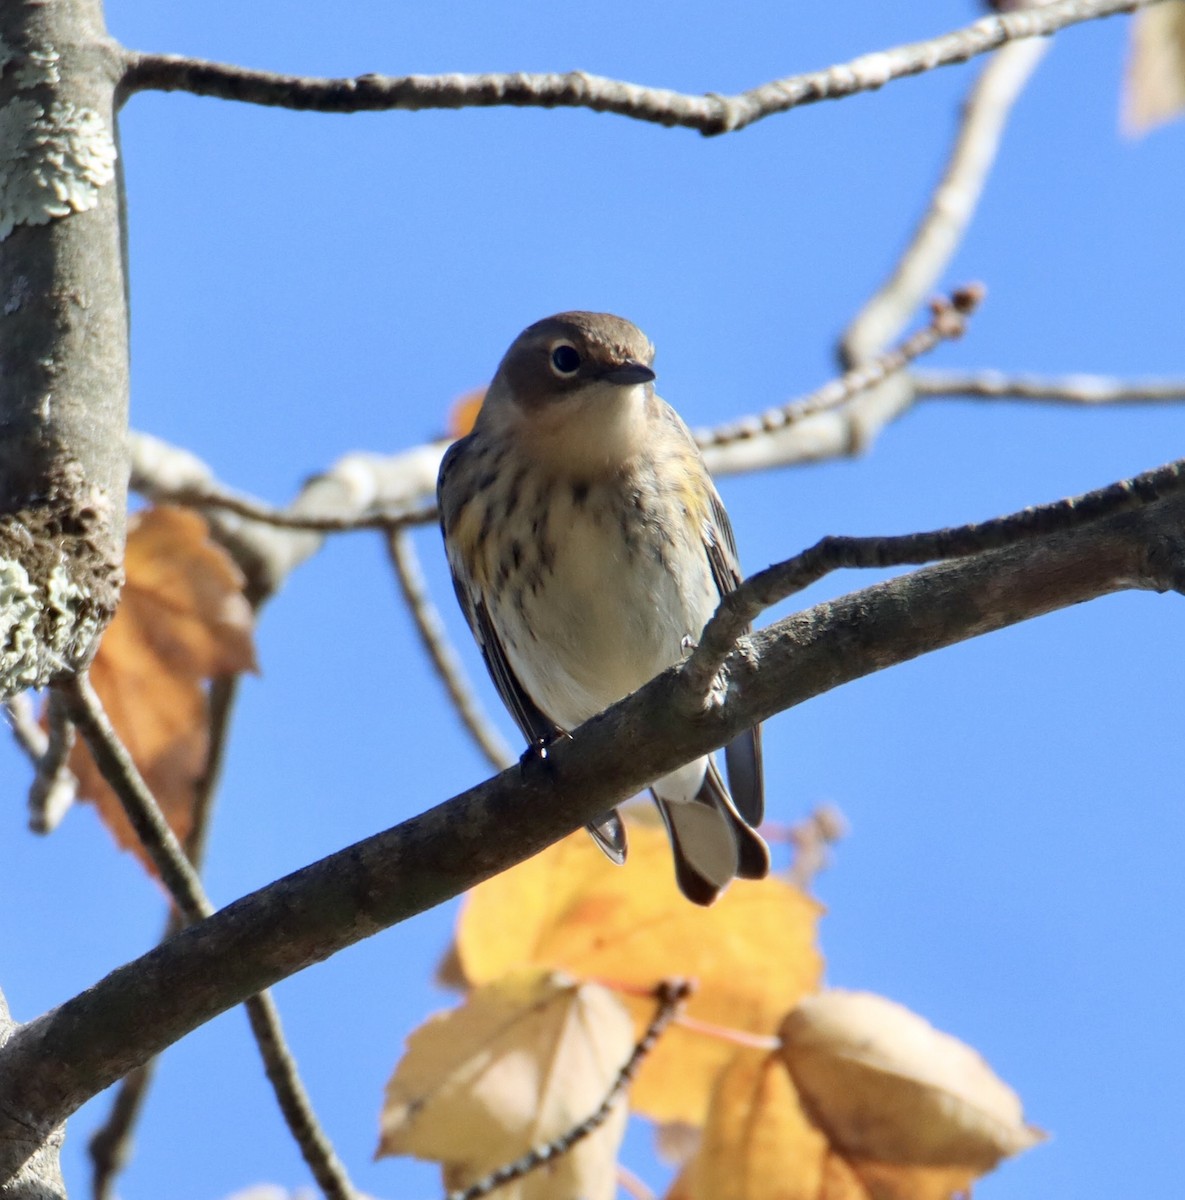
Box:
(0, 98, 117, 241)
(0, 554, 107, 697)
(0, 559, 46, 694)
(13, 47, 62, 90)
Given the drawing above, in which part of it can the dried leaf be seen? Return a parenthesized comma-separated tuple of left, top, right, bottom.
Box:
(378, 971, 633, 1200)
(457, 824, 823, 1125)
(779, 990, 1044, 1172)
(68, 506, 255, 865)
(1123, 0, 1185, 134)
(670, 1049, 831, 1200)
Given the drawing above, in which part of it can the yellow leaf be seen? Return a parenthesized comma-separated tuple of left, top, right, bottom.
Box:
(67, 506, 256, 866)
(458, 824, 823, 1125)
(671, 1048, 830, 1200)
(846, 1161, 976, 1200)
(779, 990, 1044, 1172)
(378, 971, 633, 1200)
(1123, 0, 1185, 134)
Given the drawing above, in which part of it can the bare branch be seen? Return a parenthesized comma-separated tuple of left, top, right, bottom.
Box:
(444, 981, 692, 1200)
(87, 676, 241, 1200)
(915, 368, 1185, 405)
(697, 286, 982, 468)
(386, 532, 515, 773)
(683, 456, 1185, 698)
(27, 692, 77, 835)
(130, 432, 445, 604)
(59, 676, 357, 1200)
(3, 463, 1184, 1180)
(841, 38, 1049, 365)
(120, 1, 1160, 134)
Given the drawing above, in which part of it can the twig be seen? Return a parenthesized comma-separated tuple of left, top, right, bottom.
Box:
(697, 286, 982, 452)
(177, 487, 437, 532)
(121, 1, 1164, 135)
(443, 981, 693, 1200)
(840, 38, 1050, 365)
(671, 1014, 782, 1051)
(785, 804, 850, 891)
(6, 694, 80, 834)
(5, 694, 46, 761)
(682, 455, 1185, 699)
(88, 1062, 156, 1200)
(386, 531, 515, 772)
(60, 675, 358, 1200)
(915, 369, 1185, 405)
(27, 691, 77, 834)
(88, 677, 242, 1200)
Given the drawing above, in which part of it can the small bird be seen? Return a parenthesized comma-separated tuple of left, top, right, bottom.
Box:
(438, 312, 770, 904)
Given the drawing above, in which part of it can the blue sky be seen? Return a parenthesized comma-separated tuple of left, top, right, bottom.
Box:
(2, 2, 1183, 1197)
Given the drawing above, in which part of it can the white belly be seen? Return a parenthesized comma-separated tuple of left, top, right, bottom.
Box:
(491, 494, 717, 732)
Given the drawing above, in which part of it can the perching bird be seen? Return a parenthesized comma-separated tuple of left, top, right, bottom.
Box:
(437, 311, 769, 904)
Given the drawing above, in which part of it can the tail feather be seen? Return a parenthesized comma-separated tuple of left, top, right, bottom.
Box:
(654, 758, 770, 905)
(724, 725, 764, 827)
(585, 809, 627, 865)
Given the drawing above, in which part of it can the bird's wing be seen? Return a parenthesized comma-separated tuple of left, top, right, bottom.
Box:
(438, 438, 627, 863)
(703, 487, 765, 827)
(438, 441, 556, 746)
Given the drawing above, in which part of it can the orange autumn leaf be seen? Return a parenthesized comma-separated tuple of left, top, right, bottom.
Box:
(447, 387, 487, 439)
(457, 822, 823, 1125)
(668, 1048, 834, 1200)
(378, 970, 633, 1200)
(69, 506, 256, 867)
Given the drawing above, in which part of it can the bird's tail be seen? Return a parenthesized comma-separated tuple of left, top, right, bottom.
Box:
(654, 759, 769, 906)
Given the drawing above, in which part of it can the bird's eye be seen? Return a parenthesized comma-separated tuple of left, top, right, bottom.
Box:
(550, 344, 581, 376)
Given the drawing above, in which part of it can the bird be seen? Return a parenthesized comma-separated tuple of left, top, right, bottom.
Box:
(437, 311, 769, 904)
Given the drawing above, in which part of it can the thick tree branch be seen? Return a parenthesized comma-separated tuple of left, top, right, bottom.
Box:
(2, 469, 1183, 1181)
(0, 0, 129, 698)
(119, 1, 1160, 133)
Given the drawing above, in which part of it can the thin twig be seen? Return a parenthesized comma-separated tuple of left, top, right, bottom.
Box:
(27, 691, 77, 834)
(88, 677, 242, 1200)
(5, 693, 46, 761)
(840, 38, 1050, 365)
(60, 675, 358, 1200)
(915, 368, 1185, 405)
(166, 483, 436, 532)
(121, 1, 1164, 135)
(444, 981, 693, 1200)
(6, 694, 80, 834)
(386, 531, 515, 772)
(697, 286, 983, 451)
(683, 455, 1185, 699)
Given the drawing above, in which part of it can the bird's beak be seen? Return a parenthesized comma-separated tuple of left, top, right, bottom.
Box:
(600, 360, 656, 386)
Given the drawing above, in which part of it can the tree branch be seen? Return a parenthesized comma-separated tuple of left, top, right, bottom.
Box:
(60, 676, 357, 1200)
(914, 368, 1185, 405)
(386, 531, 515, 773)
(119, 1, 1160, 133)
(3, 463, 1183, 1182)
(0, 0, 129, 698)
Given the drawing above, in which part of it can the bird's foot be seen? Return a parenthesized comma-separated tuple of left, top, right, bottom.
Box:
(519, 729, 572, 778)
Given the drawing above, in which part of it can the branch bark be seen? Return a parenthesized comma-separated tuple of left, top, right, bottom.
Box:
(2, 477, 1182, 1183)
(0, 0, 128, 696)
(119, 1, 1161, 134)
